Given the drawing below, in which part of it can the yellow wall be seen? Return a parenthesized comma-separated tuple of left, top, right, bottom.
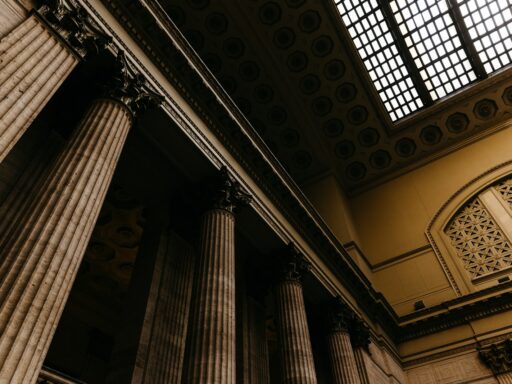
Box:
(305, 119, 512, 314)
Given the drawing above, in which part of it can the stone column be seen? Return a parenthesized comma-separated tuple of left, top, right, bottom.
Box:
(240, 294, 270, 384)
(274, 244, 317, 384)
(185, 167, 251, 384)
(131, 230, 195, 384)
(326, 298, 360, 384)
(0, 1, 110, 164)
(350, 318, 371, 384)
(498, 374, 512, 384)
(0, 52, 161, 384)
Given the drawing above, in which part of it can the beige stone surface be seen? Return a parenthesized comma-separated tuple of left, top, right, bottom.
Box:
(275, 280, 317, 384)
(185, 208, 236, 384)
(0, 15, 77, 164)
(0, 99, 131, 383)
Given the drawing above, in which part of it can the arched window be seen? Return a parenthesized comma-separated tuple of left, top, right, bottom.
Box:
(445, 178, 512, 281)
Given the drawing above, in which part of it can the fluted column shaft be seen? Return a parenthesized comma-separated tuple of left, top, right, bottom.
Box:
(498, 373, 512, 384)
(275, 279, 317, 384)
(327, 330, 361, 384)
(0, 14, 78, 163)
(133, 231, 195, 384)
(353, 349, 370, 384)
(242, 296, 270, 384)
(0, 98, 132, 383)
(186, 208, 236, 384)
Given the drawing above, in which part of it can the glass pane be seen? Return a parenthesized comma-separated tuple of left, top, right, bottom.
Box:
(458, 0, 512, 73)
(336, 0, 423, 121)
(389, 0, 477, 100)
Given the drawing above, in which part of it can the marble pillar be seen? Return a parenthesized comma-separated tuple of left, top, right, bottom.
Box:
(498, 374, 512, 384)
(327, 298, 360, 384)
(241, 294, 270, 384)
(0, 0, 28, 38)
(0, 14, 78, 163)
(132, 230, 195, 384)
(0, 52, 161, 383)
(185, 167, 251, 384)
(0, 1, 111, 165)
(350, 318, 371, 384)
(274, 244, 317, 384)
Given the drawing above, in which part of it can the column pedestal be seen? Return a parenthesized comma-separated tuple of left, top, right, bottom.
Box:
(274, 244, 317, 384)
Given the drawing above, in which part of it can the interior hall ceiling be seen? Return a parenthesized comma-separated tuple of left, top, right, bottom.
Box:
(163, 0, 512, 193)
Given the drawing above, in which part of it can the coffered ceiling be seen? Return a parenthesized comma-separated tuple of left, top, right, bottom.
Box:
(163, 0, 512, 193)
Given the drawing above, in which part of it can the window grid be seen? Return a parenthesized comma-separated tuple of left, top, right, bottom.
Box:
(334, 0, 512, 121)
(390, 0, 477, 100)
(336, 0, 423, 121)
(457, 0, 512, 73)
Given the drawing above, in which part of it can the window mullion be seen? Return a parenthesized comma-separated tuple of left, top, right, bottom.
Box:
(377, 0, 434, 107)
(447, 0, 488, 80)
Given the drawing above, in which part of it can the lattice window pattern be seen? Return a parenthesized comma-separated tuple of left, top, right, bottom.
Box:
(446, 198, 512, 279)
(495, 178, 512, 208)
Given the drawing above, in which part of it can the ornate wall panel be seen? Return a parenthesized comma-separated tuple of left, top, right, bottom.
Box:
(406, 352, 496, 384)
(445, 197, 512, 280)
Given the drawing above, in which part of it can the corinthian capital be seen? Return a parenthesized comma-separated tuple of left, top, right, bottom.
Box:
(350, 317, 370, 350)
(328, 297, 353, 333)
(208, 166, 252, 213)
(104, 51, 164, 117)
(276, 243, 311, 283)
(38, 0, 112, 57)
(479, 339, 512, 375)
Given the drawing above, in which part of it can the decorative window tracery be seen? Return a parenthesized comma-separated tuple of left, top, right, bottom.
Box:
(445, 178, 512, 280)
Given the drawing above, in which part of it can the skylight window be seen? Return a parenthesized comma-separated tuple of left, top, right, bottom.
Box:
(335, 0, 512, 122)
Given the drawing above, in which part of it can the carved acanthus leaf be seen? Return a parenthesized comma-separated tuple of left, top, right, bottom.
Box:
(350, 317, 371, 351)
(208, 166, 252, 213)
(105, 51, 164, 117)
(277, 243, 311, 283)
(479, 339, 512, 375)
(39, 0, 112, 57)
